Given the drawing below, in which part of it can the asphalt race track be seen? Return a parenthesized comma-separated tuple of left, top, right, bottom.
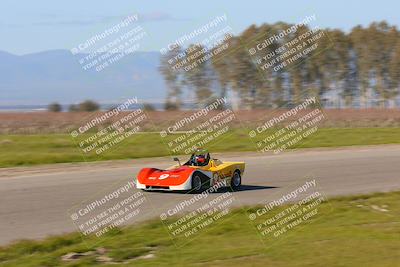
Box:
(1, 145, 399, 245)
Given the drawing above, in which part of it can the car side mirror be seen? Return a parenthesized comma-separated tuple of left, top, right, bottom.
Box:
(173, 157, 181, 166)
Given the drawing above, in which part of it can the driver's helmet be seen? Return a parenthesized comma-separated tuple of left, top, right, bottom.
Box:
(193, 148, 208, 165)
(194, 154, 206, 164)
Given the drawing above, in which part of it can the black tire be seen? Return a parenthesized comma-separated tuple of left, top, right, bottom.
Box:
(191, 172, 210, 193)
(230, 170, 241, 191)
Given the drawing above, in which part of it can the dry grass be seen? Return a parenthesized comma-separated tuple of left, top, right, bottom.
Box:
(0, 109, 399, 134)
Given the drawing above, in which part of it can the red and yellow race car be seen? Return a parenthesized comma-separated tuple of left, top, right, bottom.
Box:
(136, 149, 245, 192)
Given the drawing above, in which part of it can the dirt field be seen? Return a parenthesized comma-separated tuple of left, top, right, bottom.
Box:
(0, 109, 399, 134)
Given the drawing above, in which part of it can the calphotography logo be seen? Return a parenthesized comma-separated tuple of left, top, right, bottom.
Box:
(160, 14, 235, 73)
(69, 97, 152, 159)
(70, 13, 147, 72)
(246, 14, 333, 74)
(247, 178, 333, 247)
(68, 180, 154, 244)
(159, 97, 241, 156)
(155, 181, 241, 247)
(249, 97, 326, 154)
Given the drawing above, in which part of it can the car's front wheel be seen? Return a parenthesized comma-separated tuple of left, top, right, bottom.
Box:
(191, 174, 203, 193)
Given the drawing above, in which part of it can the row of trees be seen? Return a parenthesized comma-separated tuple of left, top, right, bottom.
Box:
(159, 21, 400, 109)
(48, 100, 100, 112)
(48, 101, 156, 112)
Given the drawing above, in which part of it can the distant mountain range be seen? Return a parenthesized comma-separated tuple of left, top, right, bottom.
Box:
(0, 50, 166, 106)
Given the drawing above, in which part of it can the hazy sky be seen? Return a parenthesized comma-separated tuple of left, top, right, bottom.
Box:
(1, 0, 399, 55)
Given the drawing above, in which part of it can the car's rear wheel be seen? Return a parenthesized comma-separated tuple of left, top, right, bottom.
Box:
(230, 170, 241, 191)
